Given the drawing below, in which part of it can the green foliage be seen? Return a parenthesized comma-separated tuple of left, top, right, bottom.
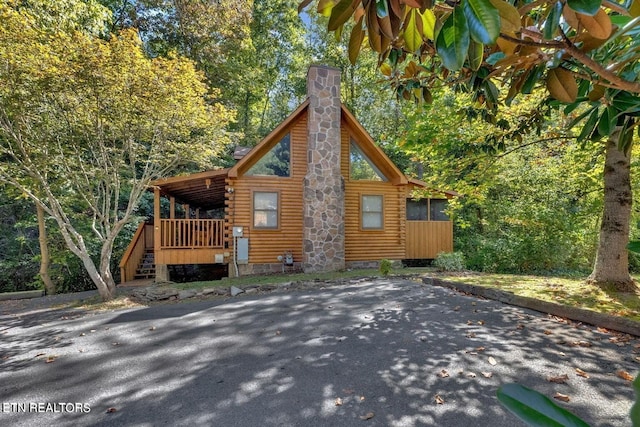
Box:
(497, 383, 590, 427)
(433, 251, 466, 272)
(379, 259, 392, 276)
(498, 374, 640, 427)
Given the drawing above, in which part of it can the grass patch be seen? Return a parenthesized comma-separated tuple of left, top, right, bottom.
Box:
(438, 272, 640, 322)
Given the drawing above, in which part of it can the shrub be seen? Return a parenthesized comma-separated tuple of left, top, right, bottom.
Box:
(433, 251, 466, 272)
(379, 259, 392, 276)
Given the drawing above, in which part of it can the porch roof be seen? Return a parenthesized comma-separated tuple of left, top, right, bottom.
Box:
(150, 169, 229, 211)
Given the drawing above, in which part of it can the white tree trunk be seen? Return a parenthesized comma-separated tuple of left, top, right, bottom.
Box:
(36, 203, 55, 295)
(588, 131, 637, 292)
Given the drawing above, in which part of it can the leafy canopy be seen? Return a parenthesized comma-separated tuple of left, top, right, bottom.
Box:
(300, 0, 640, 151)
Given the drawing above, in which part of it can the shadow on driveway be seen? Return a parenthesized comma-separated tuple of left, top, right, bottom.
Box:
(1, 278, 637, 426)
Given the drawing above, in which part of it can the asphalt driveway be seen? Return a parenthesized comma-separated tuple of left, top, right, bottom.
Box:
(1, 278, 638, 426)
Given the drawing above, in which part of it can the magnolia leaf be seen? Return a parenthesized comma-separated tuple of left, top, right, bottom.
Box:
(463, 0, 501, 44)
(436, 8, 470, 71)
(597, 106, 616, 137)
(547, 68, 578, 103)
(588, 84, 605, 101)
(367, 4, 383, 51)
(631, 0, 640, 17)
(488, 0, 521, 34)
(548, 374, 569, 384)
(577, 108, 600, 142)
(468, 39, 484, 71)
(298, 0, 314, 13)
(544, 1, 563, 39)
(618, 370, 635, 381)
(317, 0, 336, 16)
(618, 119, 635, 154)
(380, 62, 392, 76)
(497, 384, 590, 427)
(423, 87, 433, 103)
(421, 9, 436, 40)
(567, 0, 602, 16)
(576, 8, 613, 39)
(378, 14, 394, 39)
(575, 368, 590, 378)
(631, 374, 640, 425)
(403, 0, 424, 7)
(404, 9, 423, 52)
(328, 0, 357, 31)
(376, 0, 389, 17)
(627, 241, 640, 254)
(563, 5, 580, 28)
(349, 17, 365, 65)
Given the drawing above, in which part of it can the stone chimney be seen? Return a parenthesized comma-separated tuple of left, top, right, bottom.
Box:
(303, 65, 345, 272)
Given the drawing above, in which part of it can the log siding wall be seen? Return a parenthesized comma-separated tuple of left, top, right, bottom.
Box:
(225, 113, 308, 264)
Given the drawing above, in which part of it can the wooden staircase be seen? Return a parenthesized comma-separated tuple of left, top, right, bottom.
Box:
(134, 250, 156, 279)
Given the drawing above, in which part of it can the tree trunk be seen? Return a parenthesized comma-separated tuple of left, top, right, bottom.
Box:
(36, 203, 55, 295)
(588, 131, 637, 292)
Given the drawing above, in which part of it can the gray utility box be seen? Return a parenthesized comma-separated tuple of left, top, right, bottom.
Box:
(237, 238, 249, 264)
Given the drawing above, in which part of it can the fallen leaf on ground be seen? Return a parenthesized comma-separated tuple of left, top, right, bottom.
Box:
(149, 326, 156, 331)
(548, 374, 569, 384)
(466, 332, 476, 338)
(438, 369, 450, 378)
(597, 327, 609, 333)
(45, 356, 56, 363)
(360, 396, 365, 402)
(488, 357, 497, 365)
(477, 320, 485, 325)
(334, 398, 343, 406)
(544, 330, 553, 335)
(617, 370, 634, 381)
(476, 346, 486, 352)
(359, 412, 374, 420)
(434, 395, 445, 404)
(481, 372, 493, 378)
(106, 407, 117, 413)
(467, 372, 477, 378)
(554, 393, 570, 402)
(516, 324, 525, 330)
(275, 330, 281, 336)
(575, 368, 590, 378)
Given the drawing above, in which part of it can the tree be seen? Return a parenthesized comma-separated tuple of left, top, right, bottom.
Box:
(0, 3, 234, 300)
(301, 0, 640, 291)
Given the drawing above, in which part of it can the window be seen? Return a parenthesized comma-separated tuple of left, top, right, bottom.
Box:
(430, 199, 449, 221)
(350, 139, 387, 181)
(253, 192, 278, 228)
(246, 134, 290, 177)
(406, 199, 428, 221)
(362, 195, 383, 229)
(406, 198, 450, 221)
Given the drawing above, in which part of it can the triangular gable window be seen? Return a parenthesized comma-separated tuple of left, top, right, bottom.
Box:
(350, 139, 387, 181)
(246, 133, 290, 177)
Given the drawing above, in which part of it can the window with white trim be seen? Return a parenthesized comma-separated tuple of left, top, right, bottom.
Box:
(362, 195, 383, 229)
(253, 192, 278, 228)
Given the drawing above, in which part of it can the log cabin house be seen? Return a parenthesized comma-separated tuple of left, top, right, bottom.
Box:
(119, 65, 455, 283)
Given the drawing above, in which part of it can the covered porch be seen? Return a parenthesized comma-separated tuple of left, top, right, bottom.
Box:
(119, 169, 230, 283)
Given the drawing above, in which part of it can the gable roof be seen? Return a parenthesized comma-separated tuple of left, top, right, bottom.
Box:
(228, 100, 309, 179)
(229, 100, 408, 185)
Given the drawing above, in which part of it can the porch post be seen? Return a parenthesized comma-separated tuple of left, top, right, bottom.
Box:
(169, 196, 175, 219)
(154, 187, 169, 282)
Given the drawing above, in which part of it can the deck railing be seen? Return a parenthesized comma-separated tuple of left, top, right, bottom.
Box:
(160, 219, 224, 249)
